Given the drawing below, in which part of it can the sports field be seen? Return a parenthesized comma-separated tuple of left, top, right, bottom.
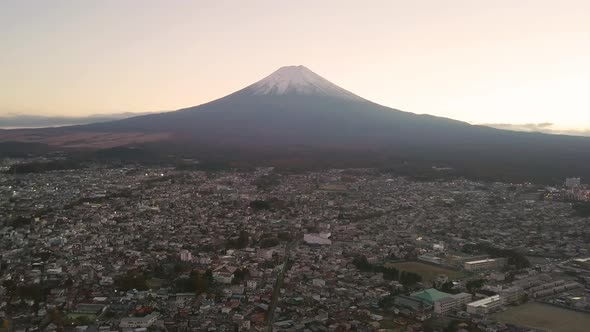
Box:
(384, 261, 466, 282)
(494, 302, 590, 332)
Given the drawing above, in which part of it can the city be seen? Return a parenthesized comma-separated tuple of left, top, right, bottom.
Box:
(1, 157, 589, 331)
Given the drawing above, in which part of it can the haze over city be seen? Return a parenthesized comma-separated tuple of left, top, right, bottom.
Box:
(1, 0, 589, 135)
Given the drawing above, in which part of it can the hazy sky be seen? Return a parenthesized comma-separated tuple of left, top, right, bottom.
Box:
(1, 0, 589, 131)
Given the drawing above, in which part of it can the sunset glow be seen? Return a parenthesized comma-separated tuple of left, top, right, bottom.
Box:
(1, 0, 588, 133)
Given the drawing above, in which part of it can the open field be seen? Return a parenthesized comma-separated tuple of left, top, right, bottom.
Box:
(0, 129, 171, 148)
(494, 302, 590, 332)
(384, 261, 466, 282)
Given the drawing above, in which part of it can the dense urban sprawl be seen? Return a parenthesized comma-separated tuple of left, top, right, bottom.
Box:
(1, 158, 589, 332)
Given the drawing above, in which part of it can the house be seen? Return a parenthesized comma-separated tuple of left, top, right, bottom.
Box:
(246, 280, 258, 289)
(312, 278, 326, 287)
(214, 265, 237, 284)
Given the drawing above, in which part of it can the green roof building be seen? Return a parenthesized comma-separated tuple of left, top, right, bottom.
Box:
(410, 288, 453, 306)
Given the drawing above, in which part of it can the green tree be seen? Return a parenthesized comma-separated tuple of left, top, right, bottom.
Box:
(466, 279, 486, 293)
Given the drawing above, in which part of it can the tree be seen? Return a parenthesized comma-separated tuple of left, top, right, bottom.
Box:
(381, 266, 399, 281)
(204, 269, 214, 283)
(399, 271, 422, 286)
(443, 320, 460, 332)
(115, 269, 149, 291)
(237, 231, 249, 248)
(352, 256, 373, 272)
(2, 280, 16, 296)
(259, 237, 279, 248)
(249, 200, 271, 211)
(378, 295, 396, 309)
(227, 230, 250, 249)
(466, 279, 486, 293)
(573, 202, 590, 217)
(440, 281, 458, 294)
(232, 268, 249, 284)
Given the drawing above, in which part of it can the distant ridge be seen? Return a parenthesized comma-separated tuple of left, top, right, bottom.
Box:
(0, 112, 153, 129)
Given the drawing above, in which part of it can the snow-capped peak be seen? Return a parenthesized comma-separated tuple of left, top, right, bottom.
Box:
(244, 65, 363, 101)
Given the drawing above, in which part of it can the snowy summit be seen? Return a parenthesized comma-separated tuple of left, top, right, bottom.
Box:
(243, 65, 363, 101)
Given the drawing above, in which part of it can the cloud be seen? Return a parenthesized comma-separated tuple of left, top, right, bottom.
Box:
(480, 122, 590, 137)
(0, 112, 157, 129)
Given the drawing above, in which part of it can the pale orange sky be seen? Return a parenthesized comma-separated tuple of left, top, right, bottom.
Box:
(1, 0, 589, 131)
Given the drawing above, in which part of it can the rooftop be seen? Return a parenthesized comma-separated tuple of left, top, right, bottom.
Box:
(467, 295, 502, 307)
(411, 288, 452, 305)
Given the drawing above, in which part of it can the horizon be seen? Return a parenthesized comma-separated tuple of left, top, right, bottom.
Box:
(1, 63, 589, 136)
(1, 1, 589, 135)
(3, 4, 590, 330)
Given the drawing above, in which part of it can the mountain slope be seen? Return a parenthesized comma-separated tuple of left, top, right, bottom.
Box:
(81, 65, 478, 146)
(1, 65, 589, 183)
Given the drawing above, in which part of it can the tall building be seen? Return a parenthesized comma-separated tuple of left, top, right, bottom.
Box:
(565, 177, 581, 188)
(180, 249, 192, 262)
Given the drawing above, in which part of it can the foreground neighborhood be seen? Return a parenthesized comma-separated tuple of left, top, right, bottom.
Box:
(1, 158, 589, 332)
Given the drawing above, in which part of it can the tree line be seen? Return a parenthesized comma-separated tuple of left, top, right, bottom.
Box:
(352, 255, 423, 286)
(462, 243, 530, 269)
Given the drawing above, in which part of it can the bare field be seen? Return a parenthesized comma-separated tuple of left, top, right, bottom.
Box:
(384, 261, 466, 282)
(494, 302, 590, 332)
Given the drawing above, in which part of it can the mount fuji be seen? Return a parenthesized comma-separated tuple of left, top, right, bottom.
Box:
(1, 65, 590, 182)
(75, 65, 473, 146)
(243, 65, 364, 100)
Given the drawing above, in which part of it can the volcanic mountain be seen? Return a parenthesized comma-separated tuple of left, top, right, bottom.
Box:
(2, 65, 590, 182)
(71, 65, 484, 147)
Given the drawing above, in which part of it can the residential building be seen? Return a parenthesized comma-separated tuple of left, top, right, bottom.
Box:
(464, 258, 506, 271)
(466, 296, 504, 314)
(179, 249, 192, 262)
(565, 177, 581, 188)
(499, 286, 524, 304)
(433, 292, 472, 315)
(119, 312, 159, 328)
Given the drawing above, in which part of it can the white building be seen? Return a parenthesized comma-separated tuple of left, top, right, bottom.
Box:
(433, 293, 472, 315)
(452, 292, 473, 307)
(434, 297, 456, 315)
(418, 254, 442, 265)
(464, 258, 506, 271)
(466, 296, 504, 314)
(197, 255, 211, 265)
(433, 243, 445, 251)
(99, 276, 114, 286)
(246, 280, 258, 289)
(179, 249, 192, 262)
(304, 233, 332, 245)
(565, 177, 581, 188)
(312, 278, 326, 287)
(119, 312, 159, 328)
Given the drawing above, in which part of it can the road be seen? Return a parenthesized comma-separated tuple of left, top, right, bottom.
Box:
(265, 240, 296, 332)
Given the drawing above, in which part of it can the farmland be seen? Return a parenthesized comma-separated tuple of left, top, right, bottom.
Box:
(494, 302, 590, 332)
